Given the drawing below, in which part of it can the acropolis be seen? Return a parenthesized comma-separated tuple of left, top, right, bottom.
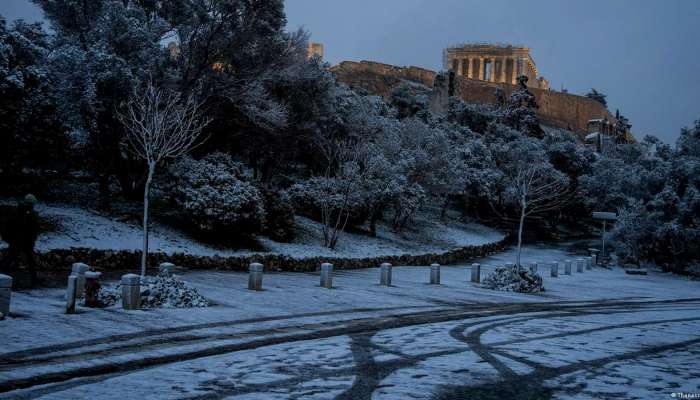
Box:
(445, 43, 550, 90)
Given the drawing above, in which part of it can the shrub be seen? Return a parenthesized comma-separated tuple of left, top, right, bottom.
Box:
(287, 177, 369, 227)
(168, 153, 266, 237)
(260, 187, 296, 242)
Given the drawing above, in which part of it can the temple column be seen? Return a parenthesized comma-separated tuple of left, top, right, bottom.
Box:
(456, 58, 463, 76)
(465, 58, 471, 78)
(490, 58, 497, 82)
(479, 57, 485, 80)
(500, 57, 507, 83)
(510, 57, 517, 84)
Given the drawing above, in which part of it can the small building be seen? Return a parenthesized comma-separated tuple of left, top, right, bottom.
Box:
(585, 118, 630, 152)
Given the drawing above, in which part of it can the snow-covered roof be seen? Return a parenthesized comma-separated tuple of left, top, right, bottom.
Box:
(585, 132, 601, 141)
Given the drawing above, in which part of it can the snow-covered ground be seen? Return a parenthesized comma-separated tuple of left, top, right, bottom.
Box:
(1, 244, 699, 399)
(0, 203, 504, 258)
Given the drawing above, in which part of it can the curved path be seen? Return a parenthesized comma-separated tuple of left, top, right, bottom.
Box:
(1, 245, 699, 399)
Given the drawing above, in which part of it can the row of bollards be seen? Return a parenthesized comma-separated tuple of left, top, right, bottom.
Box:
(547, 257, 593, 278)
(1, 256, 597, 317)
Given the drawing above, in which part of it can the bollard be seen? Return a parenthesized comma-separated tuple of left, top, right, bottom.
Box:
(589, 249, 600, 265)
(84, 271, 102, 308)
(121, 274, 141, 310)
(0, 274, 12, 316)
(550, 262, 559, 278)
(529, 262, 538, 273)
(248, 263, 264, 291)
(585, 256, 593, 270)
(320, 263, 333, 289)
(471, 263, 481, 283)
(564, 260, 572, 275)
(71, 263, 90, 298)
(159, 262, 175, 277)
(65, 275, 78, 314)
(380, 263, 392, 286)
(430, 264, 440, 285)
(576, 258, 585, 273)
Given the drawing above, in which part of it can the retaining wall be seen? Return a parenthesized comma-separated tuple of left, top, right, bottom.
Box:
(35, 237, 509, 273)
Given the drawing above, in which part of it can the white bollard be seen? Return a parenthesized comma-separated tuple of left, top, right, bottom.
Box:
(430, 264, 440, 285)
(159, 262, 175, 277)
(71, 263, 90, 298)
(576, 258, 585, 273)
(564, 260, 572, 275)
(0, 274, 12, 316)
(320, 263, 333, 289)
(471, 263, 481, 283)
(380, 263, 392, 286)
(248, 263, 264, 291)
(550, 262, 559, 278)
(65, 275, 78, 314)
(121, 274, 141, 310)
(585, 256, 593, 270)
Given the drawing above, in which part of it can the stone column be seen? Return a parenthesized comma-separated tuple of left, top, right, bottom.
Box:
(320, 263, 333, 289)
(121, 274, 141, 310)
(84, 271, 102, 308)
(564, 260, 572, 275)
(248, 263, 264, 291)
(500, 57, 508, 83)
(430, 263, 440, 285)
(550, 262, 559, 278)
(468, 58, 474, 79)
(490, 59, 496, 82)
(585, 257, 593, 270)
(589, 249, 600, 266)
(65, 275, 78, 314)
(0, 274, 12, 316)
(576, 258, 585, 273)
(471, 263, 481, 283)
(380, 263, 392, 286)
(511, 57, 517, 84)
(479, 57, 485, 80)
(71, 262, 89, 298)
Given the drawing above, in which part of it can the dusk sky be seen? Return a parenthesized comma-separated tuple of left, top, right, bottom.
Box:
(3, 0, 699, 143)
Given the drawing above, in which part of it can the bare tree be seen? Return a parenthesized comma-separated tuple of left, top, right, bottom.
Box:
(509, 162, 570, 267)
(118, 82, 210, 277)
(315, 132, 369, 249)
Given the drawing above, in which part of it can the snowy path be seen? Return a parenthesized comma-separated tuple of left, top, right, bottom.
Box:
(1, 245, 699, 399)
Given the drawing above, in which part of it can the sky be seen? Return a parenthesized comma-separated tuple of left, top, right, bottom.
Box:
(2, 0, 699, 143)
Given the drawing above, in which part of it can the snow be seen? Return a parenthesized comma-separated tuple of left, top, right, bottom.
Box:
(0, 203, 504, 259)
(1, 244, 699, 399)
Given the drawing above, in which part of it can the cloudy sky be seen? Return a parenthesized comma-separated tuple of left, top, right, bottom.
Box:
(3, 0, 699, 143)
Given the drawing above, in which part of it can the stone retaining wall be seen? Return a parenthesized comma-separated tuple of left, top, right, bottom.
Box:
(35, 237, 509, 273)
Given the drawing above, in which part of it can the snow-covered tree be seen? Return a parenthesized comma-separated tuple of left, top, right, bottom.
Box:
(118, 81, 210, 277)
(501, 75, 543, 138)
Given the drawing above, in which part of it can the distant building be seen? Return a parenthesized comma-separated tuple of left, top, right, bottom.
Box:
(307, 42, 324, 61)
(444, 43, 549, 90)
(585, 118, 630, 152)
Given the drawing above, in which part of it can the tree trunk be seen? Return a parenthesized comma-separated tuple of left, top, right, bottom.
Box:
(516, 205, 526, 267)
(141, 163, 155, 278)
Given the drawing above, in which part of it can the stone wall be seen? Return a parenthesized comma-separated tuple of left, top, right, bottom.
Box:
(35, 237, 509, 274)
(331, 60, 619, 137)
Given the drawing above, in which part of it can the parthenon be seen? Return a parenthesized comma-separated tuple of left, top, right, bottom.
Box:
(445, 44, 549, 90)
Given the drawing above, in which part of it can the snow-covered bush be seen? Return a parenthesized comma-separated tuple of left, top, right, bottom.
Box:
(288, 177, 368, 227)
(167, 153, 266, 236)
(482, 265, 544, 293)
(99, 275, 210, 308)
(260, 187, 296, 242)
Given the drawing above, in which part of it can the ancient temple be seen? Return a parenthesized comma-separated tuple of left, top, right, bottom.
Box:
(444, 44, 549, 90)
